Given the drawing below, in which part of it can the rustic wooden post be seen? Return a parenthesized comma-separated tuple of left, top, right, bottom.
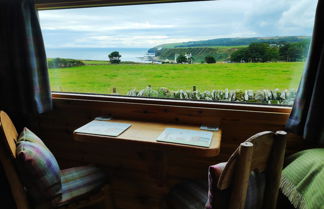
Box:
(112, 88, 117, 93)
(229, 142, 253, 209)
(263, 131, 287, 209)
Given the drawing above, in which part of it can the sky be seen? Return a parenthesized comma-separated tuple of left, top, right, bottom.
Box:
(38, 0, 318, 49)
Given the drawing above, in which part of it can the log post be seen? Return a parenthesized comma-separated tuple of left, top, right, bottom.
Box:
(263, 131, 287, 209)
(229, 142, 253, 209)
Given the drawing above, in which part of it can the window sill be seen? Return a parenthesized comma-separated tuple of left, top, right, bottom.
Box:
(52, 92, 292, 114)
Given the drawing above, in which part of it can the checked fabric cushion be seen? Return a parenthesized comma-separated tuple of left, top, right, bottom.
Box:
(16, 128, 108, 208)
(16, 128, 62, 206)
(57, 166, 107, 207)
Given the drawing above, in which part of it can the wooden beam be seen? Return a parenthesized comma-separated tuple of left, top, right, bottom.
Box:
(36, 0, 213, 10)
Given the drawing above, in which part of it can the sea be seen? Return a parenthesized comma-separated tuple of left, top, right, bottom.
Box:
(45, 48, 150, 62)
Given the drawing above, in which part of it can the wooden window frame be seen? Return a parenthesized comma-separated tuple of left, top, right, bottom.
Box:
(36, 0, 213, 10)
(40, 0, 293, 115)
(52, 92, 292, 114)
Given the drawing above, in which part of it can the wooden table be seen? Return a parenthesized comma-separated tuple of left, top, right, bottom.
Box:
(73, 119, 221, 157)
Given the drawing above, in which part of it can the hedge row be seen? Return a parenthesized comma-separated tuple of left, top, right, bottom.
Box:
(48, 58, 85, 68)
(127, 87, 297, 105)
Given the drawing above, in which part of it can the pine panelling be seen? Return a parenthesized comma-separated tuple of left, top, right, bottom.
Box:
(37, 97, 304, 209)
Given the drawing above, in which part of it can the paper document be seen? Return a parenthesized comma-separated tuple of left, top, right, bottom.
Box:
(157, 128, 212, 147)
(74, 120, 131, 137)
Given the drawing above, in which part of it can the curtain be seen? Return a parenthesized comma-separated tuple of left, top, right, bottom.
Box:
(286, 0, 324, 146)
(0, 0, 52, 120)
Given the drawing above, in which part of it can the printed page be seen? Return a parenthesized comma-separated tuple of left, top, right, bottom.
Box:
(74, 120, 131, 137)
(157, 128, 212, 147)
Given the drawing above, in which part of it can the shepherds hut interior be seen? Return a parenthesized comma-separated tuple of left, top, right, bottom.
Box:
(0, 0, 323, 209)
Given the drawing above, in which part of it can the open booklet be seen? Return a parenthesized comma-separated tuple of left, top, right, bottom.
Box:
(74, 120, 131, 137)
(157, 128, 213, 147)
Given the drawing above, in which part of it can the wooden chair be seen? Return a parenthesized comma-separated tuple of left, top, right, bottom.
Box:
(223, 130, 287, 209)
(166, 130, 287, 209)
(0, 110, 114, 209)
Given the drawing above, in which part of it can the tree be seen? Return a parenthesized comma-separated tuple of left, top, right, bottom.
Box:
(108, 51, 121, 64)
(230, 48, 250, 62)
(265, 46, 279, 62)
(176, 54, 188, 63)
(230, 43, 279, 62)
(248, 43, 276, 62)
(205, 56, 216, 64)
(279, 41, 309, 62)
(279, 43, 290, 61)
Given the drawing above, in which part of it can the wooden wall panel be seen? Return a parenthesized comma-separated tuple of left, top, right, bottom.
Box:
(36, 97, 305, 209)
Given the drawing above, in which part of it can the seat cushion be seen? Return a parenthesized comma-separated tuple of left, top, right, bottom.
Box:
(167, 180, 208, 209)
(57, 165, 107, 207)
(168, 161, 265, 209)
(16, 128, 62, 205)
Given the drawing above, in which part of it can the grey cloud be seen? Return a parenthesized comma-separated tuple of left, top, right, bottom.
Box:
(243, 0, 317, 36)
(39, 0, 317, 48)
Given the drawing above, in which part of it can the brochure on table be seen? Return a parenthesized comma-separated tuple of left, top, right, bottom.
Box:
(74, 120, 131, 137)
(157, 128, 213, 147)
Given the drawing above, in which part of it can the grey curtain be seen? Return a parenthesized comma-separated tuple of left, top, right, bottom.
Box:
(0, 0, 52, 118)
(0, 0, 51, 206)
(286, 0, 324, 146)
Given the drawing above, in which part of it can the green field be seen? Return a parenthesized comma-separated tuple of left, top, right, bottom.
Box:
(81, 60, 109, 65)
(49, 62, 305, 94)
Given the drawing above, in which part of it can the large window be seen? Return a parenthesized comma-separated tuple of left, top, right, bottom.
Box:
(39, 0, 317, 105)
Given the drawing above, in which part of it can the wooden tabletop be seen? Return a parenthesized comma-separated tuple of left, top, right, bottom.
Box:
(73, 119, 222, 157)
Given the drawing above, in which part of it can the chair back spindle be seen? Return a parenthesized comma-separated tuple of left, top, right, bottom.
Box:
(229, 142, 253, 209)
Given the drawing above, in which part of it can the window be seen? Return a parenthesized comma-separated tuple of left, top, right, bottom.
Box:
(38, 0, 317, 106)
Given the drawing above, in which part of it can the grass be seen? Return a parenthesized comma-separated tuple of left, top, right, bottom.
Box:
(48, 62, 305, 94)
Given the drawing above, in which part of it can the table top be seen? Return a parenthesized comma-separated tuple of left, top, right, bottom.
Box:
(73, 119, 222, 157)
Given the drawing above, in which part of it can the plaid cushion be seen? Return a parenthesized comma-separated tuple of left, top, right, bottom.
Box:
(16, 140, 62, 206)
(57, 166, 107, 207)
(18, 127, 47, 148)
(167, 180, 208, 209)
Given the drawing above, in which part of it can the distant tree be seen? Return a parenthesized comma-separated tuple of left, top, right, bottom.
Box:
(176, 54, 188, 63)
(108, 51, 121, 64)
(230, 43, 279, 62)
(47, 58, 85, 68)
(248, 43, 278, 62)
(230, 48, 250, 62)
(265, 46, 279, 61)
(279, 41, 309, 61)
(279, 43, 290, 61)
(205, 56, 216, 64)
